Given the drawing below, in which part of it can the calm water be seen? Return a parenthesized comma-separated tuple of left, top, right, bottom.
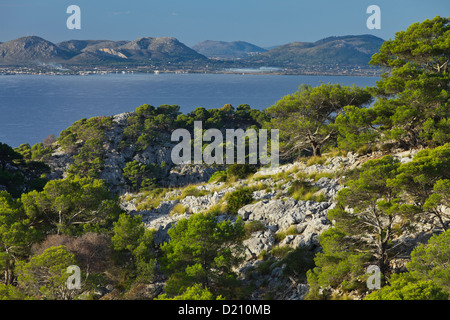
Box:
(0, 73, 378, 147)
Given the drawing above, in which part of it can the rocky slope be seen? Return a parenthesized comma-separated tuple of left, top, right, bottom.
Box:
(115, 148, 432, 300)
(46, 111, 221, 194)
(37, 110, 445, 300)
(0, 36, 74, 64)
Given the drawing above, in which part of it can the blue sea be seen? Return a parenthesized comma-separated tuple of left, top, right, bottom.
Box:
(0, 73, 378, 147)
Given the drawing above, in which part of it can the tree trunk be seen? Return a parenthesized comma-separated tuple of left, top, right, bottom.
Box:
(311, 143, 321, 157)
(4, 257, 13, 285)
(433, 209, 448, 231)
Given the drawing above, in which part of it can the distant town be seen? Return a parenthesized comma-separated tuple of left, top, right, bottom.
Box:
(0, 64, 380, 77)
(0, 34, 383, 77)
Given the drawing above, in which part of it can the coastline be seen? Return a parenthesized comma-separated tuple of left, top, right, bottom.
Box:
(0, 67, 381, 77)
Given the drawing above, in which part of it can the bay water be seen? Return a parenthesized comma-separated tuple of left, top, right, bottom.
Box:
(0, 73, 378, 147)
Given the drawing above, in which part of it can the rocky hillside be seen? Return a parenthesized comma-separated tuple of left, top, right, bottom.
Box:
(8, 104, 448, 300)
(44, 110, 249, 194)
(116, 37, 208, 62)
(0, 36, 207, 66)
(0, 36, 74, 64)
(39, 113, 435, 300)
(246, 34, 384, 67)
(114, 147, 435, 300)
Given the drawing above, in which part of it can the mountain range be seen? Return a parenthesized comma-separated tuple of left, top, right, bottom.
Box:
(0, 36, 208, 65)
(247, 35, 385, 67)
(0, 34, 384, 73)
(191, 40, 267, 59)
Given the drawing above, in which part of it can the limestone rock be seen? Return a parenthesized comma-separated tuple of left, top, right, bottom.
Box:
(243, 231, 275, 259)
(166, 164, 223, 187)
(238, 199, 331, 232)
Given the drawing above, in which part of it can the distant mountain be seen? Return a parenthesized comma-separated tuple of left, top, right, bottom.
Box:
(0, 34, 384, 75)
(0, 36, 74, 64)
(56, 40, 131, 63)
(0, 36, 207, 65)
(247, 35, 384, 67)
(118, 37, 207, 62)
(192, 40, 267, 59)
(57, 40, 129, 54)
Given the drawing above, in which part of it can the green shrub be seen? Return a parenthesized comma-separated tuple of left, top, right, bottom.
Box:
(227, 164, 257, 180)
(281, 246, 316, 279)
(365, 273, 448, 300)
(274, 226, 299, 243)
(135, 188, 167, 211)
(306, 156, 326, 166)
(286, 179, 328, 202)
(180, 185, 208, 198)
(208, 170, 227, 183)
(244, 220, 266, 236)
(226, 187, 254, 214)
(271, 245, 293, 259)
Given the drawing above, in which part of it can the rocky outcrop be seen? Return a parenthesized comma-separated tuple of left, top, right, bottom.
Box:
(115, 147, 440, 300)
(45, 111, 222, 194)
(238, 199, 331, 232)
(166, 164, 223, 187)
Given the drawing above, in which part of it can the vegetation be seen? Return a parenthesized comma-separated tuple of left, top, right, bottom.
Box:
(365, 231, 450, 300)
(21, 175, 121, 236)
(265, 83, 372, 158)
(337, 16, 450, 152)
(58, 116, 114, 178)
(16, 245, 78, 300)
(208, 164, 257, 184)
(0, 142, 50, 198)
(225, 187, 254, 214)
(111, 213, 156, 284)
(0, 16, 448, 301)
(286, 179, 327, 202)
(307, 144, 450, 299)
(123, 160, 166, 192)
(159, 213, 246, 299)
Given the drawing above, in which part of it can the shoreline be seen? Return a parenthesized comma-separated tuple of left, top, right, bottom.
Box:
(0, 69, 381, 77)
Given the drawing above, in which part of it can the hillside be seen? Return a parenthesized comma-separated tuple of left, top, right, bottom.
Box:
(118, 147, 429, 300)
(57, 40, 129, 54)
(192, 40, 267, 59)
(2, 99, 446, 300)
(0, 36, 207, 66)
(118, 37, 207, 63)
(247, 34, 384, 67)
(3, 108, 444, 300)
(0, 36, 74, 65)
(1, 97, 449, 300)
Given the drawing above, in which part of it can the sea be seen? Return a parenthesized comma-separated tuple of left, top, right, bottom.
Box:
(0, 73, 378, 147)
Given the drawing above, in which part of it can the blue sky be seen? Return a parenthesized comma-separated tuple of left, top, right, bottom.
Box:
(0, 0, 449, 47)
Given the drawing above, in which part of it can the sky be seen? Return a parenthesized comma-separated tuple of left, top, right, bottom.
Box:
(0, 0, 449, 47)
